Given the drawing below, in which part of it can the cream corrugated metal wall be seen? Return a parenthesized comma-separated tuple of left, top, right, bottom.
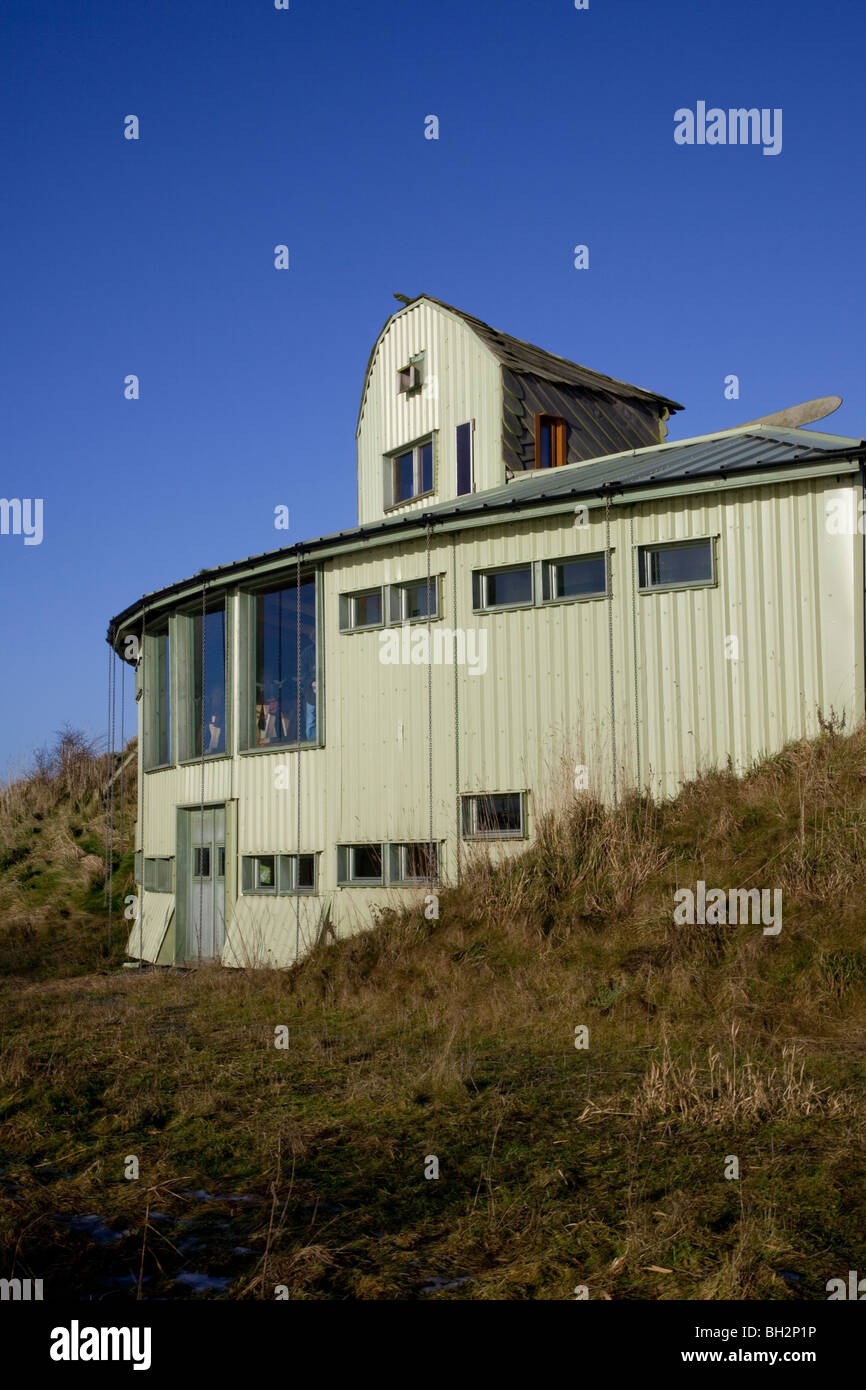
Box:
(131, 472, 863, 965)
(357, 301, 502, 524)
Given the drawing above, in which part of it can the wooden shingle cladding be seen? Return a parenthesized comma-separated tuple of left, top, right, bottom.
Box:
(503, 368, 669, 474)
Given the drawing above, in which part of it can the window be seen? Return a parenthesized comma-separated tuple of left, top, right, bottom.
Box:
(143, 857, 173, 892)
(254, 577, 318, 746)
(397, 352, 424, 395)
(638, 539, 715, 591)
(191, 606, 227, 757)
(193, 847, 211, 879)
(339, 587, 383, 632)
(388, 842, 438, 884)
(337, 844, 384, 885)
(456, 421, 474, 496)
(461, 793, 526, 839)
(542, 553, 608, 603)
(217, 847, 226, 879)
(242, 854, 317, 894)
(388, 578, 439, 623)
(535, 415, 566, 469)
(385, 437, 434, 508)
(472, 564, 533, 612)
(144, 627, 171, 769)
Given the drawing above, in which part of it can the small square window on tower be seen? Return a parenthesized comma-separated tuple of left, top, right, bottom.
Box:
(397, 352, 424, 395)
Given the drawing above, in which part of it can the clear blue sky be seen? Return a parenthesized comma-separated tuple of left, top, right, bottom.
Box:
(1, 0, 864, 773)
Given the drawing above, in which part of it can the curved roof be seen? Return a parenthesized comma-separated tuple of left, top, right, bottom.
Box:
(356, 294, 684, 435)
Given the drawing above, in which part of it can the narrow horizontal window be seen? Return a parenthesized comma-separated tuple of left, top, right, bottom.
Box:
(638, 539, 714, 591)
(472, 565, 533, 612)
(388, 842, 439, 884)
(461, 793, 525, 839)
(337, 844, 384, 885)
(340, 587, 383, 632)
(143, 857, 173, 892)
(388, 578, 439, 623)
(542, 553, 608, 602)
(242, 853, 317, 894)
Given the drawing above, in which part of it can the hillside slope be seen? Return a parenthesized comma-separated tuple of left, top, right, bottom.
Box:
(0, 727, 864, 1299)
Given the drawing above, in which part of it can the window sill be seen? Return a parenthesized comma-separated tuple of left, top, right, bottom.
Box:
(462, 831, 526, 841)
(383, 489, 435, 515)
(177, 753, 233, 767)
(239, 741, 322, 755)
(472, 601, 536, 615)
(638, 579, 717, 595)
(541, 592, 608, 607)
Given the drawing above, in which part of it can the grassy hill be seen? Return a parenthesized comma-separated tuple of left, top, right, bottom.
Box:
(0, 727, 864, 1299)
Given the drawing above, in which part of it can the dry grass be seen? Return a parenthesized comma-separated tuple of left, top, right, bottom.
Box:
(1, 724, 866, 1298)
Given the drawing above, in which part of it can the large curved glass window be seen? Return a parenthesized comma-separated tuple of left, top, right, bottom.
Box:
(254, 578, 317, 746)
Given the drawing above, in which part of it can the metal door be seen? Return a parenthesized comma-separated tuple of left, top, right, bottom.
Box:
(188, 806, 225, 959)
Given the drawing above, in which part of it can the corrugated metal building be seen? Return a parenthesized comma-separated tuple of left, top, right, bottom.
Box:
(107, 296, 866, 967)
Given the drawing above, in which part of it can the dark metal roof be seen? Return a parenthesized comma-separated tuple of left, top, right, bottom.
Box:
(426, 296, 684, 411)
(106, 425, 864, 647)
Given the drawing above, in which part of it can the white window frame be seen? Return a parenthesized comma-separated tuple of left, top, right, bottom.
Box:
(541, 552, 609, 605)
(637, 537, 716, 593)
(387, 842, 440, 885)
(387, 577, 441, 625)
(337, 844, 385, 886)
(384, 434, 435, 510)
(472, 564, 534, 613)
(339, 587, 385, 633)
(242, 853, 318, 895)
(461, 792, 526, 840)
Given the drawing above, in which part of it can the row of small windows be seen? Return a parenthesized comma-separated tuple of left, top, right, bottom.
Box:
(340, 540, 715, 629)
(340, 578, 440, 632)
(143, 541, 714, 769)
(136, 796, 527, 897)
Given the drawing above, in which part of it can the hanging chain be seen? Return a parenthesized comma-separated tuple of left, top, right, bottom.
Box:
(139, 608, 146, 965)
(105, 641, 116, 950)
(630, 512, 640, 791)
(452, 535, 461, 887)
(119, 651, 126, 861)
(295, 550, 302, 961)
(198, 581, 207, 961)
(605, 495, 618, 810)
(426, 521, 435, 891)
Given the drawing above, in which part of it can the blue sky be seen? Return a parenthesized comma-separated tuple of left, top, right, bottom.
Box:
(1, 0, 864, 772)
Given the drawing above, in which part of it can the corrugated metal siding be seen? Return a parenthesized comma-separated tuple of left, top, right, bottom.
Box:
(130, 474, 863, 965)
(357, 302, 502, 524)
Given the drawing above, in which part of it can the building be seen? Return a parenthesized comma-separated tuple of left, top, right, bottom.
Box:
(106, 295, 866, 967)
